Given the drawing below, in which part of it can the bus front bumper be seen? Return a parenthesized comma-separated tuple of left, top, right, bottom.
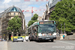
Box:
(38, 36, 56, 40)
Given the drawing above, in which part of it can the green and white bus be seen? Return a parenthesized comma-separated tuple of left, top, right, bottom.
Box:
(28, 20, 56, 42)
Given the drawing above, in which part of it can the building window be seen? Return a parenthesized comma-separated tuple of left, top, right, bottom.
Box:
(11, 12, 14, 16)
(11, 17, 14, 19)
(15, 13, 18, 15)
(9, 17, 14, 20)
(9, 13, 11, 16)
(52, 0, 56, 3)
(18, 13, 20, 16)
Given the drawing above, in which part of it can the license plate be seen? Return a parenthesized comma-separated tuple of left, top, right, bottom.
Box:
(46, 38, 50, 39)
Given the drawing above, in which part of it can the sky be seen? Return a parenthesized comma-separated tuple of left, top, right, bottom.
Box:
(0, 0, 49, 26)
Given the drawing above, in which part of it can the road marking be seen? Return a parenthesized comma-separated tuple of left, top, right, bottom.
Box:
(58, 41, 75, 46)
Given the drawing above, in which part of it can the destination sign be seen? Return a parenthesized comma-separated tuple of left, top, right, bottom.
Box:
(39, 21, 55, 24)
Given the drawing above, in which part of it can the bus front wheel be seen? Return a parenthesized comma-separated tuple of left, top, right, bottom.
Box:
(51, 39, 54, 42)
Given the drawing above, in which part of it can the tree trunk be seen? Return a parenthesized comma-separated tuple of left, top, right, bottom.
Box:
(17, 32, 18, 36)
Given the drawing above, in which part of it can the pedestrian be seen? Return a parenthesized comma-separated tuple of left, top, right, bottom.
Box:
(24, 38, 26, 42)
(63, 34, 65, 39)
(25, 36, 29, 42)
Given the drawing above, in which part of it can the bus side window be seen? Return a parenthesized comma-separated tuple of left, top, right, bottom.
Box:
(33, 27, 38, 33)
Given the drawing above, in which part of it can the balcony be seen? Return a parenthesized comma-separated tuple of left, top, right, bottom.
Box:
(7, 12, 21, 17)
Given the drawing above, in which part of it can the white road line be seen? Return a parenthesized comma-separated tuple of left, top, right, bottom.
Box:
(58, 41, 75, 46)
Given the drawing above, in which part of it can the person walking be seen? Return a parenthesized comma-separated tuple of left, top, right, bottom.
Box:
(25, 36, 29, 42)
(63, 34, 65, 39)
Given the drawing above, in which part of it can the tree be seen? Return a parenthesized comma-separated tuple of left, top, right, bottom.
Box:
(28, 14, 38, 27)
(7, 16, 22, 33)
(50, 0, 75, 32)
(31, 14, 38, 20)
(28, 20, 35, 27)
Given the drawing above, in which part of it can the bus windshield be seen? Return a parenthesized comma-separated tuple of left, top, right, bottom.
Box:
(39, 24, 55, 33)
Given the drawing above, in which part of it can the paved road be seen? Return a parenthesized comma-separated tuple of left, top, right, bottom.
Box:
(0, 41, 8, 50)
(8, 40, 75, 50)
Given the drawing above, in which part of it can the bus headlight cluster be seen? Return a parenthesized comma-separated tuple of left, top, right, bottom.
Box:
(42, 34, 46, 36)
(38, 33, 46, 36)
(53, 33, 56, 36)
(38, 33, 42, 36)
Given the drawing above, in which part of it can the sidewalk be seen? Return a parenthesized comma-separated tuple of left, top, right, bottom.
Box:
(0, 41, 8, 50)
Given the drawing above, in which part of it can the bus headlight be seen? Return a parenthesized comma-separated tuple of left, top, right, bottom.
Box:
(38, 33, 42, 36)
(53, 33, 56, 36)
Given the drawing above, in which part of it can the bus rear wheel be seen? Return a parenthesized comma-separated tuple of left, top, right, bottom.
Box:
(29, 37, 32, 41)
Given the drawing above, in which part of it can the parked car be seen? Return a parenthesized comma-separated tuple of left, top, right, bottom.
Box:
(13, 38, 17, 42)
(25, 36, 29, 41)
(17, 37, 24, 42)
(0, 38, 2, 41)
(13, 37, 24, 42)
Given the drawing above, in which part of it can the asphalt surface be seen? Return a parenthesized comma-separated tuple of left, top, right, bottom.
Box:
(8, 40, 75, 50)
(0, 41, 8, 50)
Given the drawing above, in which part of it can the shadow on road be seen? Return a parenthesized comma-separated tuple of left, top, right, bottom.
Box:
(35, 40, 56, 43)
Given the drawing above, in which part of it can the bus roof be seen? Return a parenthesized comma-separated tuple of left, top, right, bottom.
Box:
(28, 20, 56, 29)
(28, 22, 39, 29)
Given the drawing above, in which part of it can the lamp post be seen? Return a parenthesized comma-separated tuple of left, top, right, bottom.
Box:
(17, 32, 18, 36)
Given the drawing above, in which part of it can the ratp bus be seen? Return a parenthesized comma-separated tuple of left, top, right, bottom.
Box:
(28, 20, 56, 42)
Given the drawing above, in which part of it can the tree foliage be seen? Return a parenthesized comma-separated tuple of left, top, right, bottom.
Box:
(7, 16, 22, 33)
(28, 14, 38, 27)
(31, 14, 38, 20)
(50, 0, 75, 32)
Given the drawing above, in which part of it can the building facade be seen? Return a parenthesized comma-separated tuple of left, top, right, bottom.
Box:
(0, 17, 2, 39)
(0, 6, 26, 40)
(43, 0, 62, 20)
(37, 16, 43, 21)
